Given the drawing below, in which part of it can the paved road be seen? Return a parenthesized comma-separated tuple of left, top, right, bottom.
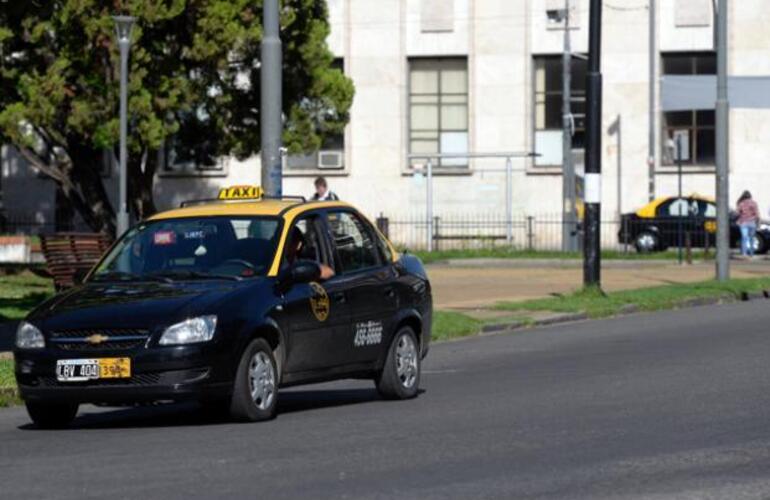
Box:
(2, 301, 770, 499)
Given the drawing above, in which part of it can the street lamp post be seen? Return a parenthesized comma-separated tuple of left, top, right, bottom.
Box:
(113, 15, 135, 237)
(261, 0, 283, 197)
(560, 0, 578, 252)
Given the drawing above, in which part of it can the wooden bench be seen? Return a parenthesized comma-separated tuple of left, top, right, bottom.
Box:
(40, 233, 113, 290)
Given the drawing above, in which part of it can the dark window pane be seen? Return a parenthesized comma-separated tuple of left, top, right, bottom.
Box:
(662, 55, 692, 75)
(545, 95, 562, 128)
(696, 110, 715, 126)
(571, 130, 585, 149)
(696, 129, 715, 164)
(695, 54, 716, 74)
(544, 58, 562, 91)
(664, 111, 693, 127)
(571, 59, 587, 91)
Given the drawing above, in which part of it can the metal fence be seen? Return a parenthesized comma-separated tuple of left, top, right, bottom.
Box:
(377, 213, 727, 254)
(0, 215, 57, 236)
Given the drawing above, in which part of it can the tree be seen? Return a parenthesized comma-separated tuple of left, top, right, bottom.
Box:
(0, 0, 353, 234)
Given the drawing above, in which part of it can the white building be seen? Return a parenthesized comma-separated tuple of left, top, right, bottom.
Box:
(3, 0, 770, 248)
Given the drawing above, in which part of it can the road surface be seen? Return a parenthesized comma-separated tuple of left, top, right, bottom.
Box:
(1, 301, 770, 499)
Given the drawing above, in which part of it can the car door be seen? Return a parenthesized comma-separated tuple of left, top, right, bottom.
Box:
(322, 209, 398, 367)
(656, 197, 689, 248)
(281, 213, 351, 374)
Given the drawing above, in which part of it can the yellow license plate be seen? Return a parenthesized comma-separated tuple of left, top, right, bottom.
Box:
(98, 358, 131, 379)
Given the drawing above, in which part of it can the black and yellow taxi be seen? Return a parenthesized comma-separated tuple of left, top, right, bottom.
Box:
(13, 186, 432, 427)
(618, 195, 770, 253)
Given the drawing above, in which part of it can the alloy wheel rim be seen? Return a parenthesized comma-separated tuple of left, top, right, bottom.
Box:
(248, 351, 275, 410)
(637, 234, 655, 251)
(396, 334, 418, 389)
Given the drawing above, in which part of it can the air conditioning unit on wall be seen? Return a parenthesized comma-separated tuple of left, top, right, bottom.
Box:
(318, 150, 344, 170)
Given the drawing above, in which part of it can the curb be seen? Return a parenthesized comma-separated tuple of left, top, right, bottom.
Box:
(433, 258, 692, 269)
(477, 290, 769, 336)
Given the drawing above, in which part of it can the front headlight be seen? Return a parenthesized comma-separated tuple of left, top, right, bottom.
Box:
(16, 321, 44, 349)
(159, 315, 217, 346)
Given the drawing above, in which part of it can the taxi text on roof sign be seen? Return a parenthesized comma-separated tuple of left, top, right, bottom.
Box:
(218, 185, 264, 201)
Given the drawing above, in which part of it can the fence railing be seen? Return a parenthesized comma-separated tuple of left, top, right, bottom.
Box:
(376, 213, 721, 253)
(0, 215, 58, 236)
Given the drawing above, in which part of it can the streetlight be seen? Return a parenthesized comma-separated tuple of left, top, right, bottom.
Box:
(113, 15, 135, 237)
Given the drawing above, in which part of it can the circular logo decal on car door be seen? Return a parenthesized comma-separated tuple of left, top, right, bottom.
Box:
(309, 282, 330, 321)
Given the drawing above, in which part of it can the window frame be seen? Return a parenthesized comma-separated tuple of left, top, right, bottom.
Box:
(407, 57, 470, 170)
(323, 209, 383, 276)
(660, 52, 716, 167)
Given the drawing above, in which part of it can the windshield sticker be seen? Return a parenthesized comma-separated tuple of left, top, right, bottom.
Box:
(309, 282, 330, 321)
(153, 231, 176, 245)
(354, 321, 383, 347)
(184, 230, 205, 240)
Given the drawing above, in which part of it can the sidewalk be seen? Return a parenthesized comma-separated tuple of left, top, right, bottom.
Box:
(429, 259, 770, 311)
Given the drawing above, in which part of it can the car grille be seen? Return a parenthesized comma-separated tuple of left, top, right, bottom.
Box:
(38, 372, 161, 388)
(50, 328, 151, 352)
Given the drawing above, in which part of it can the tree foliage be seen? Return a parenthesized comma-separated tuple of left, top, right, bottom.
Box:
(0, 0, 353, 233)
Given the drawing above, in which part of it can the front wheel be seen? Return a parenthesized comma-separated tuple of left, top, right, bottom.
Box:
(26, 402, 78, 429)
(229, 338, 278, 422)
(753, 234, 768, 254)
(376, 327, 421, 400)
(635, 232, 659, 253)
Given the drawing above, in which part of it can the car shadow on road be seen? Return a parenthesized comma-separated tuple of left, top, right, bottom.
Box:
(17, 388, 425, 430)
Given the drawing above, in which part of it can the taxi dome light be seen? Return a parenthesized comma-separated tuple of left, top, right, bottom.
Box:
(16, 321, 44, 349)
(159, 316, 218, 346)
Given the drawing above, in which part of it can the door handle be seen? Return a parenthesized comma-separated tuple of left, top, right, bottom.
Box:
(331, 292, 346, 304)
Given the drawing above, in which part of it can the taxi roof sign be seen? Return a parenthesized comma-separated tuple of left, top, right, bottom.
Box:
(218, 185, 264, 201)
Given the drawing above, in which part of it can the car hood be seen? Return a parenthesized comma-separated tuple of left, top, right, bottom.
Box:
(29, 280, 253, 332)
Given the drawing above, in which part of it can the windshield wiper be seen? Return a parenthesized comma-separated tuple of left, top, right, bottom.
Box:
(91, 271, 173, 284)
(147, 270, 243, 282)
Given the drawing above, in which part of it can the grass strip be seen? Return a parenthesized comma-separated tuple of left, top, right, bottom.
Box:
(495, 277, 770, 319)
(0, 272, 55, 321)
(0, 359, 20, 407)
(411, 247, 712, 264)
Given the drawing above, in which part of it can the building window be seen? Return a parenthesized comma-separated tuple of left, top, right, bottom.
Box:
(661, 52, 716, 166)
(533, 55, 586, 166)
(408, 58, 468, 168)
(286, 58, 345, 172)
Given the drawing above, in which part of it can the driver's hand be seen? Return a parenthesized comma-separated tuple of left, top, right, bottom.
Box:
(319, 264, 335, 280)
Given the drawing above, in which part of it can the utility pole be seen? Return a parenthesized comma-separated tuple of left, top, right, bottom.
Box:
(113, 15, 135, 237)
(261, 0, 283, 197)
(583, 0, 602, 287)
(647, 0, 656, 201)
(715, 0, 729, 280)
(561, 0, 578, 252)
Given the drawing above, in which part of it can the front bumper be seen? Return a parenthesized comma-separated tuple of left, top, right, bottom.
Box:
(14, 344, 233, 404)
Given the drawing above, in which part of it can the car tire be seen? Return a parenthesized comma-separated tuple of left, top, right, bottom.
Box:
(229, 338, 278, 422)
(375, 327, 421, 400)
(635, 232, 659, 253)
(25, 401, 78, 429)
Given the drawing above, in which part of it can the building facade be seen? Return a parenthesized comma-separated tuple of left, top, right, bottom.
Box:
(3, 0, 770, 248)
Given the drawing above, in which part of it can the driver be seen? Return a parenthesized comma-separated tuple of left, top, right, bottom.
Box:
(286, 227, 335, 280)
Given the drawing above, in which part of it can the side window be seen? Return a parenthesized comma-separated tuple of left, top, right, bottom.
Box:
(700, 201, 717, 218)
(662, 198, 689, 217)
(283, 216, 324, 267)
(327, 211, 379, 273)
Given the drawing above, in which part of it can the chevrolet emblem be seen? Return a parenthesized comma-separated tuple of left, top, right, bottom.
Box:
(85, 334, 109, 345)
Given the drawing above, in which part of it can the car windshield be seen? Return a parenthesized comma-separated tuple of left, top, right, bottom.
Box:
(92, 216, 282, 281)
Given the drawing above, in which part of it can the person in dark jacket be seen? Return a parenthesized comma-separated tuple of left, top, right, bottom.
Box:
(311, 176, 339, 201)
(736, 190, 760, 257)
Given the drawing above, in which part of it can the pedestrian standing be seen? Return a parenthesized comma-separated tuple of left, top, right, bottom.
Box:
(311, 176, 339, 201)
(736, 190, 760, 257)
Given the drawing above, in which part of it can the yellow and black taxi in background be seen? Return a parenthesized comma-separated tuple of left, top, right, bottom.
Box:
(618, 195, 770, 254)
(14, 186, 432, 427)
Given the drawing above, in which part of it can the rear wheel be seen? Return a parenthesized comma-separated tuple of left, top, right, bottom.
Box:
(635, 232, 659, 253)
(753, 234, 767, 254)
(229, 338, 278, 422)
(25, 401, 78, 429)
(376, 327, 420, 400)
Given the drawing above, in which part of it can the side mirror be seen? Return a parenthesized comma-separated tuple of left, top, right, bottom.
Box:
(278, 260, 321, 289)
